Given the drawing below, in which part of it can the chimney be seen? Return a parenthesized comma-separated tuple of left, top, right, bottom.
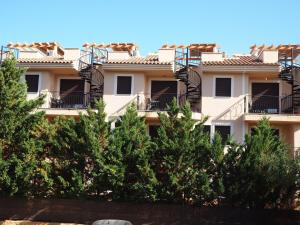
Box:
(259, 49, 278, 63)
(251, 45, 278, 63)
(107, 51, 131, 60)
(48, 45, 58, 57)
(201, 52, 224, 62)
(158, 48, 175, 62)
(64, 48, 80, 60)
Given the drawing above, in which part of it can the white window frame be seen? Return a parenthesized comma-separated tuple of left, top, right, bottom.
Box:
(213, 75, 234, 98)
(212, 123, 232, 142)
(25, 73, 41, 94)
(114, 74, 134, 95)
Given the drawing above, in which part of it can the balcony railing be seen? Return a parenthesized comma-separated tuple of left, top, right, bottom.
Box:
(137, 93, 186, 111)
(246, 94, 299, 114)
(36, 92, 300, 115)
(219, 94, 300, 120)
(248, 95, 280, 114)
(40, 91, 92, 109)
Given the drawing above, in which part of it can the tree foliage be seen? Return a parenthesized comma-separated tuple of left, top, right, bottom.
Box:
(223, 118, 300, 208)
(0, 59, 299, 208)
(104, 104, 157, 201)
(0, 59, 51, 197)
(154, 99, 224, 204)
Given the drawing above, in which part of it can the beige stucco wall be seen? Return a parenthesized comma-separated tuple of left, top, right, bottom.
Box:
(25, 69, 81, 108)
(293, 124, 300, 154)
(103, 71, 145, 117)
(25, 71, 54, 108)
(19, 50, 46, 59)
(259, 50, 278, 64)
(200, 70, 248, 143)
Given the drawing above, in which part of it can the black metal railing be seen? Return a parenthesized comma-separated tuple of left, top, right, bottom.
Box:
(42, 91, 92, 109)
(281, 94, 293, 113)
(249, 95, 280, 114)
(137, 93, 183, 111)
(175, 49, 201, 67)
(0, 46, 19, 64)
(79, 48, 108, 67)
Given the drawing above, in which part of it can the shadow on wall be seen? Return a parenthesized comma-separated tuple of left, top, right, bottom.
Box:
(213, 96, 246, 121)
(0, 198, 299, 225)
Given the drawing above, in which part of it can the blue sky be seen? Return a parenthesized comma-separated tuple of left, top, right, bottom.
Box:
(1, 0, 299, 56)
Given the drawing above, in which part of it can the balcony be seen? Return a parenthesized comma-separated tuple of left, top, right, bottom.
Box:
(136, 93, 185, 111)
(248, 95, 280, 114)
(244, 94, 300, 123)
(134, 92, 201, 120)
(40, 91, 92, 109)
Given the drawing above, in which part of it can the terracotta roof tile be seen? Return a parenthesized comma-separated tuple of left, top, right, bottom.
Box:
(202, 55, 278, 66)
(107, 55, 171, 65)
(17, 58, 73, 64)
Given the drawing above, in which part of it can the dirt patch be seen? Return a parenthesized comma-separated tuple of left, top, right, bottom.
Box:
(0, 198, 299, 225)
(1, 221, 84, 225)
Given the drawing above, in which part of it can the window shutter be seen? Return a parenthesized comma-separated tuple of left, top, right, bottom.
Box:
(25, 75, 39, 92)
(117, 76, 132, 94)
(215, 78, 231, 97)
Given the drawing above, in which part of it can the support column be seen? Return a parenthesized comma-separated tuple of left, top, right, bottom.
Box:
(292, 124, 300, 157)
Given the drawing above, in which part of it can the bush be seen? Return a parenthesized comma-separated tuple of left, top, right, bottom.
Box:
(223, 118, 300, 208)
(153, 99, 224, 204)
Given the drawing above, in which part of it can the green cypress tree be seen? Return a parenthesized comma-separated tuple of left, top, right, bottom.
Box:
(50, 116, 85, 197)
(105, 104, 157, 201)
(224, 118, 300, 208)
(77, 100, 108, 196)
(154, 99, 222, 204)
(0, 58, 52, 197)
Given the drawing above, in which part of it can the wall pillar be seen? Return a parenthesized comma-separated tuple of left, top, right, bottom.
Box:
(292, 124, 300, 157)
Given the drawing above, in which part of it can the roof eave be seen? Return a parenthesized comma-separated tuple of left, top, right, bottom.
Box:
(202, 64, 280, 72)
(102, 63, 174, 71)
(17, 62, 76, 69)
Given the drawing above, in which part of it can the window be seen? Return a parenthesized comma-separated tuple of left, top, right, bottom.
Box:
(59, 79, 85, 108)
(204, 125, 211, 136)
(215, 125, 231, 144)
(116, 76, 132, 94)
(60, 79, 84, 93)
(215, 78, 231, 97)
(151, 80, 178, 110)
(149, 125, 160, 139)
(251, 83, 279, 113)
(25, 75, 39, 92)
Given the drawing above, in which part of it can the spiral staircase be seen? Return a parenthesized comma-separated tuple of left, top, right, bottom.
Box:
(78, 48, 106, 108)
(175, 49, 202, 112)
(279, 49, 300, 113)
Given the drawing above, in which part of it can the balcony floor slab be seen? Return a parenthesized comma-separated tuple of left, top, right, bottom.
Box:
(244, 113, 300, 124)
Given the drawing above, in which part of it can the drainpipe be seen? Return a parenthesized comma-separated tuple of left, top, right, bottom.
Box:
(292, 49, 295, 114)
(186, 48, 189, 100)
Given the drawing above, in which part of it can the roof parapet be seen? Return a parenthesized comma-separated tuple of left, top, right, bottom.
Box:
(83, 43, 139, 56)
(161, 43, 220, 53)
(250, 44, 300, 60)
(7, 42, 65, 57)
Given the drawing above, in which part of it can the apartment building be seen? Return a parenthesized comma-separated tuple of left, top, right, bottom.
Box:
(1, 42, 300, 155)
